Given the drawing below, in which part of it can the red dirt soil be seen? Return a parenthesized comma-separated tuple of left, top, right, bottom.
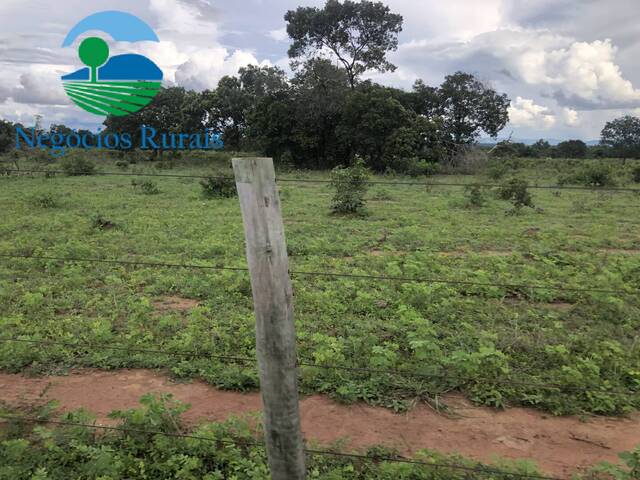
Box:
(1, 369, 638, 477)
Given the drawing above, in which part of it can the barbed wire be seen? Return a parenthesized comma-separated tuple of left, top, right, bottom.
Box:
(0, 253, 635, 295)
(0, 338, 636, 397)
(0, 413, 569, 480)
(3, 168, 639, 193)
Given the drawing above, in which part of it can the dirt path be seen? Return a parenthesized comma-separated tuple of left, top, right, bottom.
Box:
(1, 369, 638, 477)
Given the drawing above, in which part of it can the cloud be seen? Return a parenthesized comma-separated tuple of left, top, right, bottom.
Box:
(508, 97, 556, 129)
(561, 107, 579, 127)
(267, 27, 288, 42)
(9, 66, 70, 105)
(175, 47, 270, 90)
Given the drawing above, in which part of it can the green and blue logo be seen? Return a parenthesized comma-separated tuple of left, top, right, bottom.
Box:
(61, 11, 163, 117)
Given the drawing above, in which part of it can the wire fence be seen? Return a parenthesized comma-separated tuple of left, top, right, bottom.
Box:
(3, 168, 640, 193)
(1, 166, 638, 478)
(0, 413, 567, 480)
(0, 337, 636, 397)
(0, 253, 635, 295)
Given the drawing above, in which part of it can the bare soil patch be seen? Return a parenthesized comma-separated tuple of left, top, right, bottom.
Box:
(1, 369, 638, 477)
(153, 296, 200, 313)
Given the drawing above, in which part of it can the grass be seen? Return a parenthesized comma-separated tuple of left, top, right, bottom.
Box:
(0, 154, 639, 415)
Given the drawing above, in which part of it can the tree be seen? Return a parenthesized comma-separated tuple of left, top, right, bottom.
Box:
(600, 115, 640, 159)
(203, 65, 288, 150)
(435, 72, 510, 151)
(530, 139, 551, 158)
(0, 119, 14, 155)
(285, 0, 403, 89)
(336, 83, 412, 170)
(556, 139, 587, 158)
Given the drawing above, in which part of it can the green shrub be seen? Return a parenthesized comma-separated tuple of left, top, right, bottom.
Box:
(115, 160, 128, 169)
(90, 213, 116, 230)
(632, 165, 640, 183)
(60, 154, 96, 176)
(464, 184, 486, 208)
(330, 157, 371, 214)
(558, 162, 616, 187)
(200, 175, 237, 199)
(132, 179, 160, 195)
(498, 178, 534, 211)
(29, 193, 58, 208)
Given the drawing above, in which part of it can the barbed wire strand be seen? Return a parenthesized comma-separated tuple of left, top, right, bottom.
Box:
(0, 338, 636, 397)
(3, 169, 639, 193)
(0, 253, 634, 295)
(0, 414, 567, 480)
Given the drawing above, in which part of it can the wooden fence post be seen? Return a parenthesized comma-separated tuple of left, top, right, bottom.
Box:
(232, 157, 306, 480)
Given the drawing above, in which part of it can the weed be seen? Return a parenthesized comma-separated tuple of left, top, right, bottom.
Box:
(132, 179, 160, 195)
(90, 213, 116, 230)
(200, 175, 237, 199)
(29, 193, 58, 208)
(464, 184, 486, 208)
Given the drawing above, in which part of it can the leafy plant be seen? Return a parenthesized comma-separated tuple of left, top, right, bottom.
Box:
(29, 193, 58, 209)
(329, 157, 371, 214)
(59, 154, 96, 176)
(132, 179, 160, 195)
(498, 178, 534, 212)
(464, 184, 486, 208)
(558, 162, 616, 187)
(632, 165, 640, 183)
(200, 175, 237, 199)
(90, 213, 116, 230)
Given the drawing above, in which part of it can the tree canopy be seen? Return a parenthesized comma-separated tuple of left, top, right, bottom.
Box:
(285, 0, 403, 88)
(601, 115, 640, 159)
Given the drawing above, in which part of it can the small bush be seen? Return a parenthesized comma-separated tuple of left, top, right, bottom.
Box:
(132, 179, 160, 195)
(60, 154, 96, 176)
(200, 175, 237, 199)
(115, 160, 129, 169)
(90, 213, 116, 230)
(558, 163, 616, 187)
(330, 157, 371, 214)
(485, 161, 510, 180)
(30, 193, 58, 208)
(464, 184, 486, 208)
(632, 165, 640, 183)
(499, 178, 534, 211)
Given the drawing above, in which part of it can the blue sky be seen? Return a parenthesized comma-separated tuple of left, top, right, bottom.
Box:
(1, 0, 640, 141)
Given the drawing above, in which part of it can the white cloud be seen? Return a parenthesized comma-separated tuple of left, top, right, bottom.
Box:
(175, 47, 270, 91)
(508, 96, 556, 129)
(268, 27, 288, 42)
(561, 107, 579, 127)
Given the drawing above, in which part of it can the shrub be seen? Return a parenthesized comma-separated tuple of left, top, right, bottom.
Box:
(115, 160, 129, 169)
(464, 184, 486, 208)
(329, 157, 371, 214)
(200, 175, 237, 199)
(632, 165, 640, 183)
(60, 154, 96, 176)
(132, 179, 160, 195)
(30, 193, 58, 208)
(558, 162, 616, 187)
(90, 213, 116, 230)
(498, 178, 534, 211)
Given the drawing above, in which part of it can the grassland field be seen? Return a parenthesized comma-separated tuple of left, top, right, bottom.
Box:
(1, 153, 639, 417)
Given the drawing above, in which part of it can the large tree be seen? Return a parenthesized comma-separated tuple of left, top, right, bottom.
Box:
(285, 0, 403, 89)
(556, 139, 587, 159)
(435, 72, 510, 149)
(203, 65, 288, 150)
(600, 115, 640, 159)
(0, 119, 14, 155)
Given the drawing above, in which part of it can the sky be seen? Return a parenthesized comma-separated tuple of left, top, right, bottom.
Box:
(1, 0, 639, 141)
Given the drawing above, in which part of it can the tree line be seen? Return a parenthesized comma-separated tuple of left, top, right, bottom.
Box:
(1, 0, 640, 169)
